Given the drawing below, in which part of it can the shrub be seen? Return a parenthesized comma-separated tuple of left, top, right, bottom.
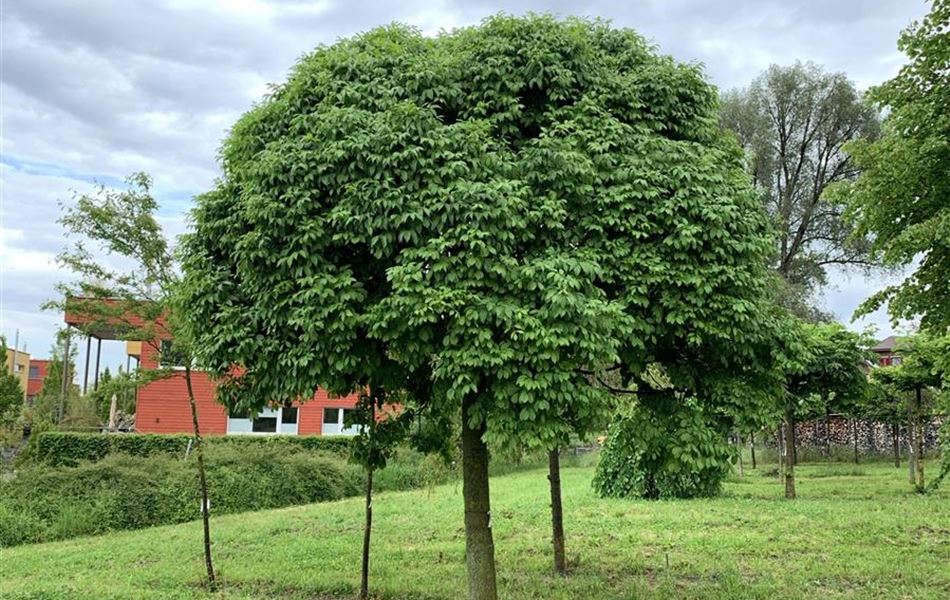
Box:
(593, 398, 734, 499)
(0, 443, 447, 547)
(0, 444, 361, 546)
(34, 431, 353, 466)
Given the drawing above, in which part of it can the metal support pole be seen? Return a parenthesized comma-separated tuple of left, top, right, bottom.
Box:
(58, 330, 72, 424)
(93, 337, 102, 391)
(82, 335, 92, 395)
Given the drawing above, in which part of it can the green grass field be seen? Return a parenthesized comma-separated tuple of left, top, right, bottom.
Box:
(2, 461, 948, 599)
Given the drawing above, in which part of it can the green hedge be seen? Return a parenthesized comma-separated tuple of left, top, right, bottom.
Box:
(0, 446, 365, 547)
(34, 431, 353, 466)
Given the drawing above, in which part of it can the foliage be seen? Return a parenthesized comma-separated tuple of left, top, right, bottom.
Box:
(31, 329, 81, 426)
(836, 0, 950, 332)
(0, 370, 23, 429)
(593, 396, 733, 499)
(784, 321, 873, 419)
(88, 367, 139, 422)
(32, 431, 353, 467)
(721, 62, 881, 318)
(181, 14, 774, 452)
(0, 443, 465, 548)
(0, 447, 358, 547)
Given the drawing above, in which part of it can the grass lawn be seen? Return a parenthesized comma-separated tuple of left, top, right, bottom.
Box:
(2, 461, 948, 599)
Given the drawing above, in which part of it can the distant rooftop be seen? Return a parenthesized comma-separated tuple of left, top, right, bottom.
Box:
(871, 335, 898, 353)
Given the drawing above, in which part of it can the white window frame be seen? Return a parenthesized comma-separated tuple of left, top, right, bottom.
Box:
(322, 407, 361, 436)
(227, 406, 299, 435)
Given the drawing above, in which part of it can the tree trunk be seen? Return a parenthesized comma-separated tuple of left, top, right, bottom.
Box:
(914, 387, 925, 491)
(891, 423, 900, 469)
(461, 397, 498, 600)
(185, 366, 215, 591)
(823, 413, 831, 461)
(783, 410, 796, 499)
(360, 394, 379, 599)
(360, 466, 374, 600)
(776, 425, 784, 481)
(749, 433, 756, 470)
(907, 395, 917, 486)
(791, 419, 798, 466)
(548, 449, 566, 575)
(736, 435, 745, 477)
(852, 419, 859, 464)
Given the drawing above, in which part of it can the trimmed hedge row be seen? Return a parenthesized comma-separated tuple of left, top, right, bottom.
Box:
(0, 446, 365, 547)
(35, 431, 353, 466)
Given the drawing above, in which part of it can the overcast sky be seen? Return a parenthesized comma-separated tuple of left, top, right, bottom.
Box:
(0, 0, 928, 377)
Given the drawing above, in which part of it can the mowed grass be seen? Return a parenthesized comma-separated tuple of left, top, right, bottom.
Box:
(2, 461, 948, 599)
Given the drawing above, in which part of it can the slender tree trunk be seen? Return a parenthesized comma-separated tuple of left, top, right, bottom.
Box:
(548, 449, 566, 575)
(461, 396, 498, 600)
(852, 419, 859, 464)
(360, 466, 374, 599)
(907, 396, 917, 486)
(823, 413, 831, 461)
(736, 435, 744, 477)
(891, 423, 900, 469)
(791, 419, 798, 466)
(776, 425, 784, 481)
(749, 433, 756, 470)
(184, 366, 215, 591)
(914, 387, 925, 491)
(784, 410, 796, 499)
(360, 394, 379, 600)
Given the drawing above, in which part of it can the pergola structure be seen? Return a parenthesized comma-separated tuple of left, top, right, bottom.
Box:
(63, 297, 146, 397)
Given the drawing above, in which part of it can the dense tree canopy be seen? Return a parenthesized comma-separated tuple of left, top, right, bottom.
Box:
(181, 16, 777, 599)
(183, 16, 775, 444)
(837, 0, 950, 332)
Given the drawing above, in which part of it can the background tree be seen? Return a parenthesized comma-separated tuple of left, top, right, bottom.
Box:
(32, 330, 80, 426)
(780, 322, 871, 498)
(0, 359, 24, 430)
(872, 334, 943, 492)
(837, 0, 949, 334)
(862, 375, 908, 468)
(52, 173, 217, 590)
(181, 16, 776, 600)
(721, 63, 881, 318)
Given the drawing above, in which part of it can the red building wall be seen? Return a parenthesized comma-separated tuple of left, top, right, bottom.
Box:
(27, 359, 50, 398)
(134, 340, 359, 435)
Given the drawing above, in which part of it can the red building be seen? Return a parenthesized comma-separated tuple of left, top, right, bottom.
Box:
(26, 359, 50, 405)
(65, 301, 360, 436)
(871, 336, 901, 366)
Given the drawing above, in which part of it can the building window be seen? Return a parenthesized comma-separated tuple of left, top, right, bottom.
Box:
(158, 340, 191, 369)
(227, 405, 299, 435)
(28, 366, 39, 379)
(891, 356, 902, 365)
(322, 407, 360, 436)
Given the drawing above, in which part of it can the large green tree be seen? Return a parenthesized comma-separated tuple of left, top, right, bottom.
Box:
(836, 0, 950, 333)
(721, 63, 881, 318)
(181, 17, 774, 599)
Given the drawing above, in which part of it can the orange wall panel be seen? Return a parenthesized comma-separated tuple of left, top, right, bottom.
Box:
(134, 340, 359, 435)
